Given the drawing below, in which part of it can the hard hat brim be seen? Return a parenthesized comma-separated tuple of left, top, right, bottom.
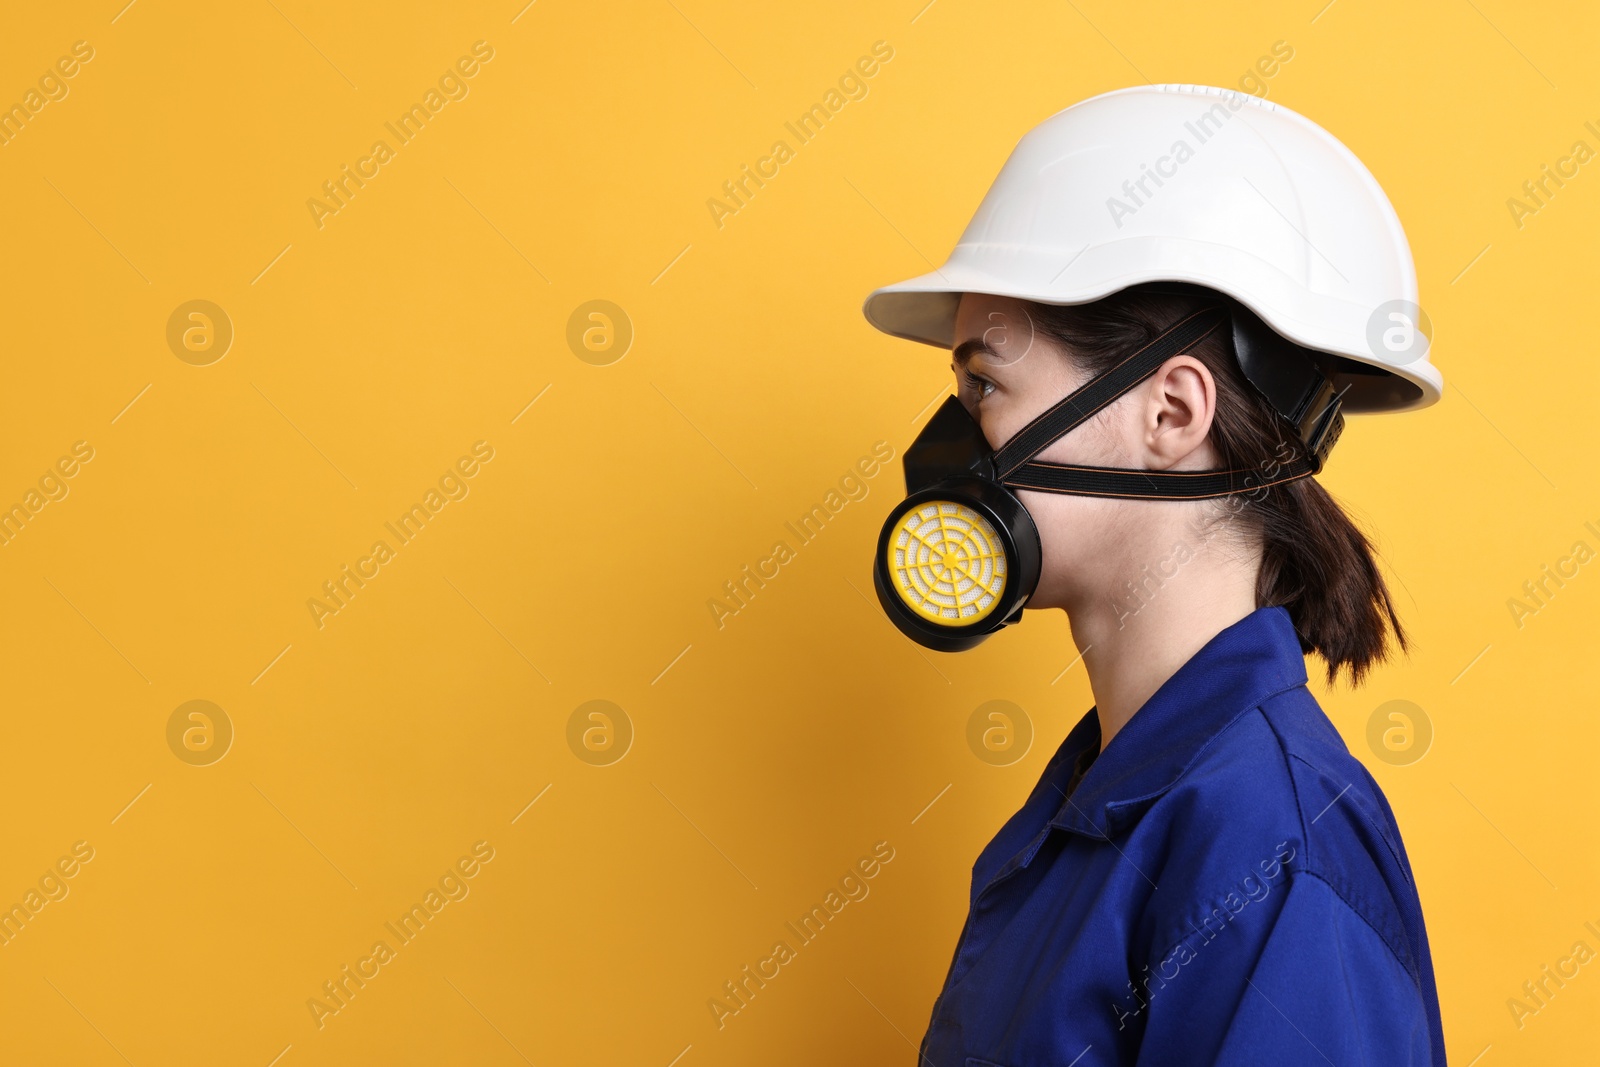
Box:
(863, 254, 1443, 415)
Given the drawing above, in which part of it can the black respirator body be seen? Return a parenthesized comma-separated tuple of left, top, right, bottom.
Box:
(872, 302, 1346, 652)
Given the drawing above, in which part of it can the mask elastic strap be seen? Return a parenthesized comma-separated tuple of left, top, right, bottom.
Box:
(1001, 454, 1316, 500)
(1005, 384, 1345, 499)
(991, 305, 1329, 501)
(992, 306, 1231, 478)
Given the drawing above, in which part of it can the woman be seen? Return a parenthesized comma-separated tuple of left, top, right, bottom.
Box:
(863, 86, 1446, 1065)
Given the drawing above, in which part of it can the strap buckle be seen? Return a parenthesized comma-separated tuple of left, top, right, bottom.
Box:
(1230, 303, 1347, 475)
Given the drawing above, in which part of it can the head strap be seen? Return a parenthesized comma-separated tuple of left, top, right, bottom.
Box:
(991, 304, 1342, 501)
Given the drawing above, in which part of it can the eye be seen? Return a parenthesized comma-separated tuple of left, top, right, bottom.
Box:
(963, 368, 996, 401)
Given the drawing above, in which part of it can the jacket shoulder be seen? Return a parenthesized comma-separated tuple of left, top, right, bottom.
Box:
(1137, 689, 1423, 979)
(1256, 685, 1425, 978)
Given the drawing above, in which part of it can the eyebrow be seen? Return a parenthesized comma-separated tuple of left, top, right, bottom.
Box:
(952, 339, 996, 370)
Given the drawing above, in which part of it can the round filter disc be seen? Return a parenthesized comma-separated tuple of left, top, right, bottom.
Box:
(885, 499, 1009, 627)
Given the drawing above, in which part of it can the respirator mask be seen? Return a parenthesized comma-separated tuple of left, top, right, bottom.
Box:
(872, 301, 1347, 652)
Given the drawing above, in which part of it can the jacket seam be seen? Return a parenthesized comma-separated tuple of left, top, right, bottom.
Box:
(1259, 693, 1312, 871)
(1261, 702, 1419, 981)
(1286, 750, 1411, 886)
(1295, 868, 1423, 985)
(1325, 865, 1373, 1067)
(1138, 866, 1422, 993)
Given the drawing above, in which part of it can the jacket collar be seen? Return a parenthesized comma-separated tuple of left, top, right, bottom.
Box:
(1048, 605, 1310, 840)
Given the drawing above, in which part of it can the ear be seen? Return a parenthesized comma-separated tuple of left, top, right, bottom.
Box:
(1139, 355, 1217, 467)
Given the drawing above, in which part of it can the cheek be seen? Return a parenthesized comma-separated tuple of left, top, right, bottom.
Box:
(1019, 491, 1123, 607)
(1029, 404, 1128, 467)
(1028, 497, 1077, 595)
(976, 401, 1015, 451)
(1001, 409, 1133, 605)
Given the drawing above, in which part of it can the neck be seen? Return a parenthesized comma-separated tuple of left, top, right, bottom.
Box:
(1065, 530, 1262, 753)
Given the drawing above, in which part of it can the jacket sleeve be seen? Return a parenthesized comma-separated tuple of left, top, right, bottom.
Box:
(1133, 871, 1436, 1066)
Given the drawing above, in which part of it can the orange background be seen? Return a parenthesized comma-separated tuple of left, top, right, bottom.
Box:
(0, 1, 1594, 1064)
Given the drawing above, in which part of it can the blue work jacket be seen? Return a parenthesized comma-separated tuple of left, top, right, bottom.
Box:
(919, 605, 1446, 1066)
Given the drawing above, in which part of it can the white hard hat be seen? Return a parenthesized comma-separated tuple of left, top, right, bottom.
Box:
(863, 84, 1441, 414)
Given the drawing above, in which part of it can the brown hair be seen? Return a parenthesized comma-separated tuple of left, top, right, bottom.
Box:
(1024, 284, 1408, 687)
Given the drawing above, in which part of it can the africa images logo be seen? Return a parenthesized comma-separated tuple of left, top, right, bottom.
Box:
(306, 441, 495, 629)
(707, 841, 895, 1029)
(1111, 842, 1296, 1030)
(306, 841, 496, 1029)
